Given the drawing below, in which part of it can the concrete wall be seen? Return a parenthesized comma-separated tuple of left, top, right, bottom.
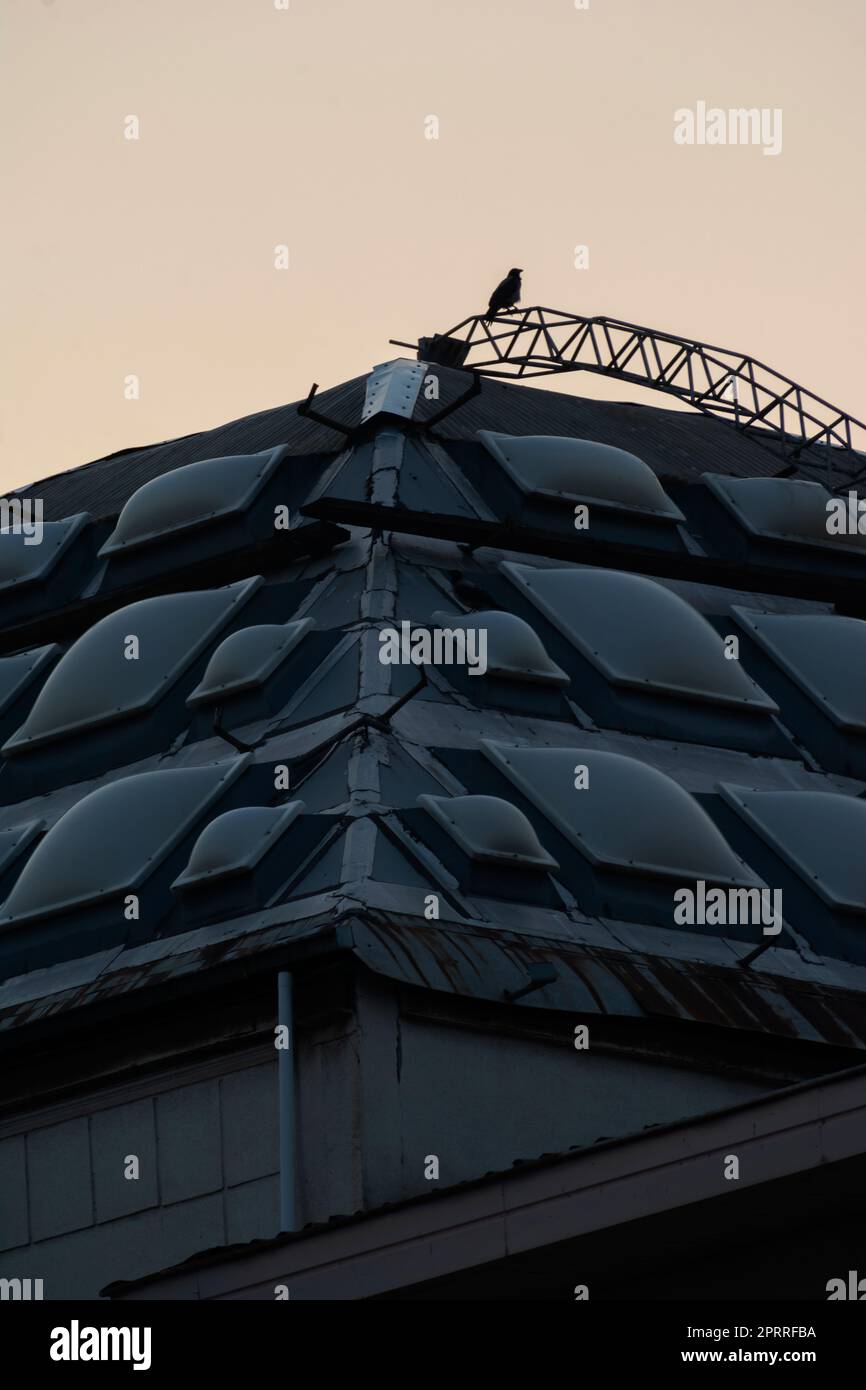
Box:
(0, 971, 773, 1300)
(0, 1055, 282, 1301)
(356, 977, 768, 1210)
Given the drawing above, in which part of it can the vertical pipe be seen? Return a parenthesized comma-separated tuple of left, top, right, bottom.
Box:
(278, 970, 296, 1231)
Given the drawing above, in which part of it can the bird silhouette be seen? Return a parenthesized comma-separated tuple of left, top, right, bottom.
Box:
(485, 268, 522, 320)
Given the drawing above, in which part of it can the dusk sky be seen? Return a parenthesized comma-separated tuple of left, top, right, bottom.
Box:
(4, 0, 864, 492)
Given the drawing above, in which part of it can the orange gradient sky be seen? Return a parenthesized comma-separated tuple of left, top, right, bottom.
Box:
(3, 0, 864, 493)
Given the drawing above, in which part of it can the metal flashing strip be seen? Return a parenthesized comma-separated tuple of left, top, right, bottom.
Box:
(361, 359, 428, 424)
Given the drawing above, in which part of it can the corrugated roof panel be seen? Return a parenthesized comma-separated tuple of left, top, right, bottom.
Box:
(502, 564, 776, 709)
(720, 785, 866, 913)
(734, 608, 866, 732)
(98, 446, 289, 556)
(478, 430, 684, 519)
(0, 757, 247, 925)
(2, 578, 261, 754)
(483, 742, 760, 885)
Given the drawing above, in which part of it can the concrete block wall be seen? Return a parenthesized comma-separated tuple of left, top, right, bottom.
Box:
(0, 1058, 281, 1300)
(0, 971, 776, 1300)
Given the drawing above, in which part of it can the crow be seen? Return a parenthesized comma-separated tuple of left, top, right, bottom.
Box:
(485, 268, 522, 320)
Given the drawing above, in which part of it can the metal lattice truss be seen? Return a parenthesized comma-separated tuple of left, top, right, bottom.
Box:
(426, 308, 866, 481)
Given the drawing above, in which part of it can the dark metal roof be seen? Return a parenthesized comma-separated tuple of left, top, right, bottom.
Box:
(2, 358, 866, 1054)
(18, 367, 801, 522)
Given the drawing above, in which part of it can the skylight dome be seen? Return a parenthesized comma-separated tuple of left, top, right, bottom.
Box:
(99, 446, 288, 556)
(733, 609, 866, 731)
(0, 646, 59, 718)
(478, 431, 684, 519)
(706, 475, 866, 554)
(483, 742, 759, 884)
(418, 794, 559, 870)
(0, 514, 88, 593)
(430, 610, 569, 686)
(503, 564, 775, 709)
(2, 579, 261, 754)
(187, 619, 316, 705)
(173, 803, 305, 887)
(0, 758, 246, 924)
(720, 786, 866, 912)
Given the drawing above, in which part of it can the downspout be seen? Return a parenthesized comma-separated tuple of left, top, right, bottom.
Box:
(277, 971, 296, 1231)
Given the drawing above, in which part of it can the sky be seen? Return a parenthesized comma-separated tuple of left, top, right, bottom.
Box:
(3, 0, 864, 493)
